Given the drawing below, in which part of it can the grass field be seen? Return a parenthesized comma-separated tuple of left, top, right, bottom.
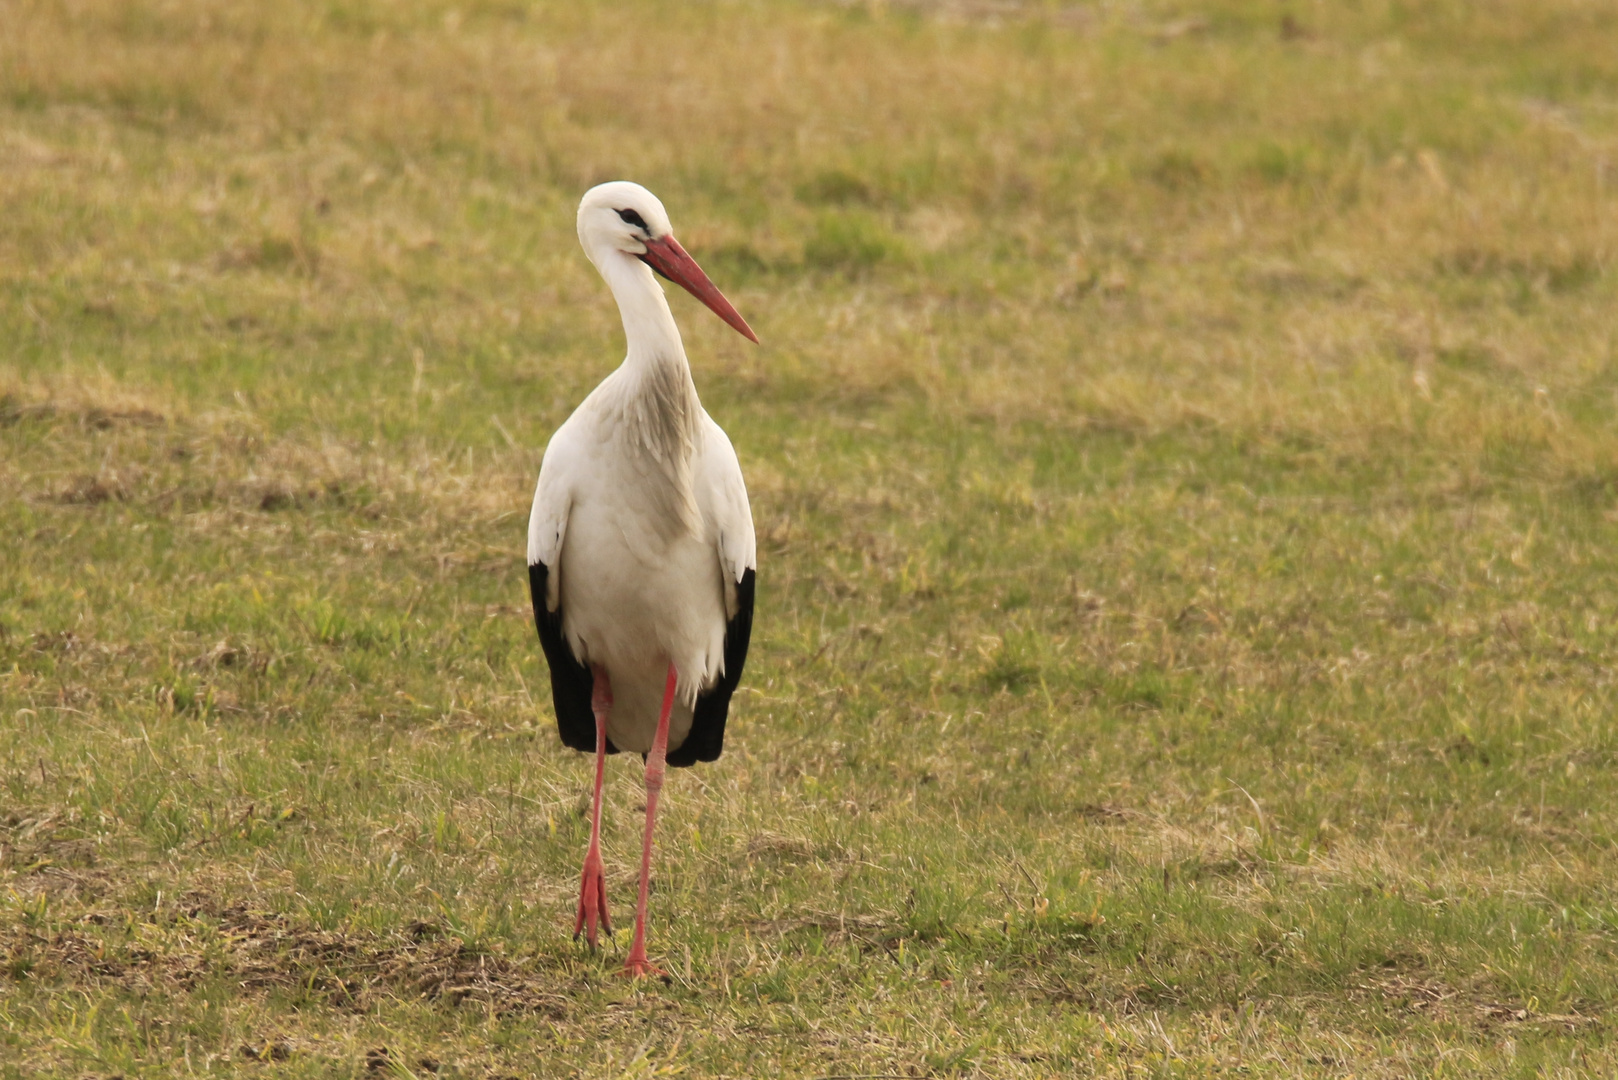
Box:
(4, 0, 1618, 1075)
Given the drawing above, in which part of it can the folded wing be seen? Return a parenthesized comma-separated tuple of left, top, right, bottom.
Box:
(667, 416, 757, 767)
(527, 425, 614, 755)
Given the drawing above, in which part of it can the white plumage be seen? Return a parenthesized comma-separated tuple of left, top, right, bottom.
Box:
(528, 383, 754, 752)
(526, 181, 758, 977)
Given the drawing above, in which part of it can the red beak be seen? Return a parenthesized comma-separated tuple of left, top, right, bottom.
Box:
(638, 235, 759, 344)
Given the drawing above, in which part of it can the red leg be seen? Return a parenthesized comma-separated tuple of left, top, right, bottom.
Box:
(574, 665, 613, 947)
(621, 662, 677, 978)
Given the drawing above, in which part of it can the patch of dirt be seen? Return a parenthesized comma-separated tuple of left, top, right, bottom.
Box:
(1186, 854, 1265, 881)
(212, 236, 319, 276)
(1362, 973, 1460, 1013)
(0, 394, 165, 429)
(745, 909, 896, 948)
(0, 811, 112, 903)
(1353, 972, 1599, 1033)
(1077, 803, 1141, 823)
(0, 397, 56, 425)
(28, 631, 84, 654)
(84, 406, 166, 429)
(53, 473, 131, 504)
(0, 896, 574, 1017)
(188, 638, 271, 675)
(240, 1039, 293, 1062)
(745, 832, 818, 861)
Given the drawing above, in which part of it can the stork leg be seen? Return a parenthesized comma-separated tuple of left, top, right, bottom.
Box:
(621, 662, 678, 978)
(573, 665, 613, 947)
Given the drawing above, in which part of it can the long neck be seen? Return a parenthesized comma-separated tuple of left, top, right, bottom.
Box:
(592, 247, 704, 535)
(598, 250, 685, 370)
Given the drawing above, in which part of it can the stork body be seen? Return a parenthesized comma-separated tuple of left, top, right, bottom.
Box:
(527, 182, 757, 977)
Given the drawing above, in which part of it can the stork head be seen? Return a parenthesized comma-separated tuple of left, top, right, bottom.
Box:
(576, 181, 759, 344)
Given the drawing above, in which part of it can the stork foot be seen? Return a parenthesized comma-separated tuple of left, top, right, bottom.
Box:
(618, 949, 667, 979)
(572, 849, 611, 947)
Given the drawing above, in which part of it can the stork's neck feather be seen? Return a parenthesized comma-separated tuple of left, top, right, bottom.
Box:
(597, 248, 683, 364)
(591, 246, 704, 535)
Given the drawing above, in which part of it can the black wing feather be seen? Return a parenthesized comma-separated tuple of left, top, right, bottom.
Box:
(667, 567, 755, 768)
(527, 560, 618, 756)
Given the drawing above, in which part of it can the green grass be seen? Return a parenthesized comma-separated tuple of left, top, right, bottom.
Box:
(4, 0, 1618, 1075)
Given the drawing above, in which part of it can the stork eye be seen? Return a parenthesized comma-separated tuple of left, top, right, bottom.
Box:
(617, 208, 648, 231)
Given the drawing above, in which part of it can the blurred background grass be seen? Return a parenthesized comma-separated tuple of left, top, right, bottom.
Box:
(3, 1, 1618, 1077)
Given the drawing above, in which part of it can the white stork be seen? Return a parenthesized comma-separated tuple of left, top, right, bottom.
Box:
(527, 181, 757, 978)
